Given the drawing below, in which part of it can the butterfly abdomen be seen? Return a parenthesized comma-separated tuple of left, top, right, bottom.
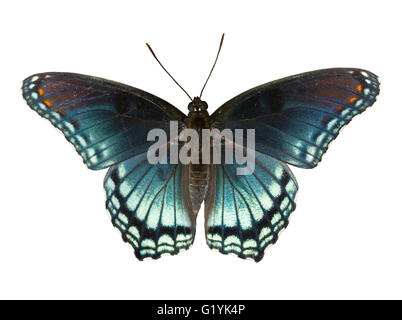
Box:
(188, 164, 210, 214)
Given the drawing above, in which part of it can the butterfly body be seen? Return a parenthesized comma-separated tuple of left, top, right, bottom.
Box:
(22, 67, 379, 262)
(182, 107, 212, 214)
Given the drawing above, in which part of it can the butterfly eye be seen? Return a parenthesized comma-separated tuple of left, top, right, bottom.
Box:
(200, 101, 208, 111)
(188, 102, 195, 111)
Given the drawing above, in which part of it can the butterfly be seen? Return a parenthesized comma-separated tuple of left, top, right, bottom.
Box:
(22, 35, 379, 262)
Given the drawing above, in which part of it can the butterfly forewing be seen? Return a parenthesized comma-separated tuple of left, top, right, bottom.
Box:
(22, 72, 185, 170)
(211, 68, 380, 168)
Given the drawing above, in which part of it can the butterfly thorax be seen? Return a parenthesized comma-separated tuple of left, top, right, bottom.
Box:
(183, 108, 211, 215)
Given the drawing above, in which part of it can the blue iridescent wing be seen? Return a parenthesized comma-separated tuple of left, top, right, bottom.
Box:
(204, 147, 298, 262)
(104, 152, 195, 260)
(211, 68, 380, 168)
(22, 72, 185, 169)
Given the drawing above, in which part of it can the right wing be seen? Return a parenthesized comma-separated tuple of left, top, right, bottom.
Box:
(204, 148, 298, 262)
(211, 68, 379, 168)
(104, 152, 195, 260)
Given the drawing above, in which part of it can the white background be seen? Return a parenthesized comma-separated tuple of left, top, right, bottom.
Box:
(1, 0, 401, 299)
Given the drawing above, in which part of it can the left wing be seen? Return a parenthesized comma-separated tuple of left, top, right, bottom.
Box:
(22, 72, 185, 170)
(104, 152, 195, 260)
(211, 68, 380, 168)
(204, 148, 298, 262)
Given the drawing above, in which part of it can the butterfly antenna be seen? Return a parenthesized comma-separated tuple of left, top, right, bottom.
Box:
(199, 33, 225, 98)
(146, 42, 192, 101)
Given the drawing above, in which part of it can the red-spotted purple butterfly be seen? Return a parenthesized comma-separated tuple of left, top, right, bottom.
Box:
(22, 34, 379, 261)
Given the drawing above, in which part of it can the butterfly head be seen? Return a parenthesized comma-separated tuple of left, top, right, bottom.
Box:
(188, 97, 208, 112)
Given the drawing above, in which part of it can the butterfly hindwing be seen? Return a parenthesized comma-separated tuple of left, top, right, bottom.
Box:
(204, 146, 298, 262)
(22, 72, 185, 170)
(104, 152, 195, 260)
(211, 68, 380, 168)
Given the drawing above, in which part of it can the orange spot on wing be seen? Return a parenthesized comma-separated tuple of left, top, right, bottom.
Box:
(72, 119, 80, 127)
(43, 99, 52, 108)
(321, 116, 330, 124)
(38, 88, 44, 96)
(57, 109, 66, 115)
(349, 96, 357, 104)
(335, 106, 344, 112)
(357, 84, 362, 93)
